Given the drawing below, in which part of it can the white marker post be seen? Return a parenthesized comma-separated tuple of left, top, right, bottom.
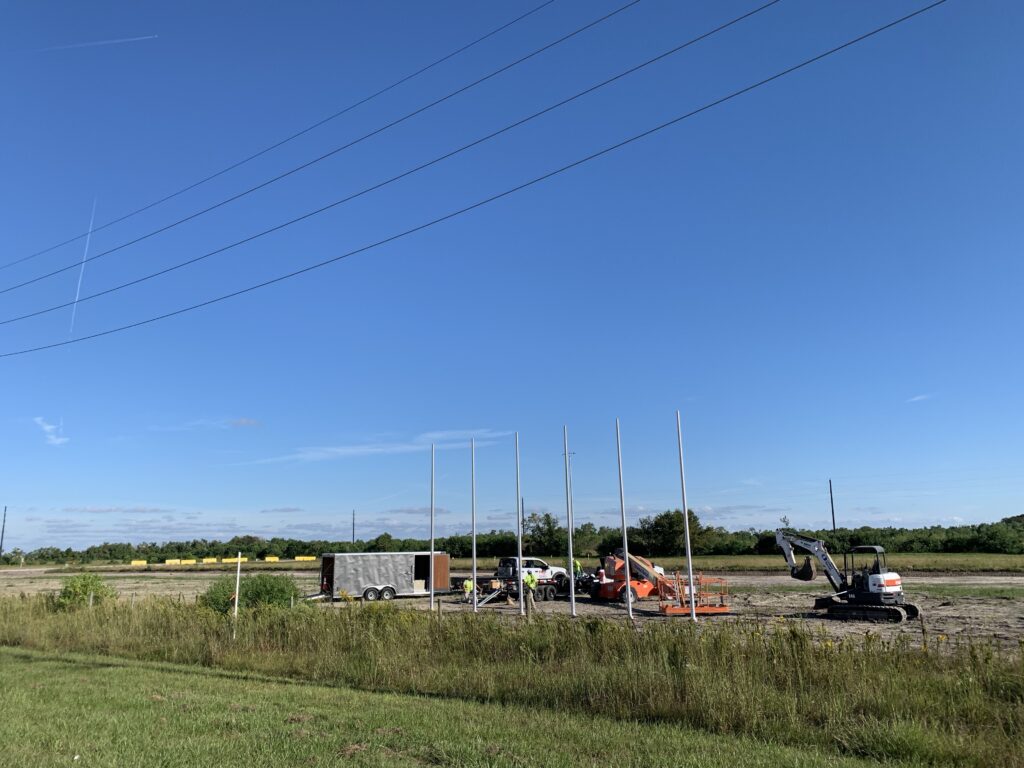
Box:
(430, 443, 436, 612)
(471, 437, 478, 613)
(676, 411, 697, 621)
(514, 432, 524, 617)
(563, 425, 576, 618)
(232, 550, 242, 639)
(615, 419, 633, 620)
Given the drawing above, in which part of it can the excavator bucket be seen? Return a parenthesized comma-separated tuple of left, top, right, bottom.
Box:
(791, 556, 816, 582)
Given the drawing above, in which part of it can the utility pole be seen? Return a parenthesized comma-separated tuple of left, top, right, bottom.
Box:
(829, 479, 837, 534)
(352, 509, 356, 544)
(0, 506, 7, 558)
(514, 432, 524, 616)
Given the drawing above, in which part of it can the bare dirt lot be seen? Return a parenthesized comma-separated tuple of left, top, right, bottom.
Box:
(4, 566, 1021, 647)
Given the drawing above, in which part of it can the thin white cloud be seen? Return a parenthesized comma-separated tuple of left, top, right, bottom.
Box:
(906, 394, 932, 403)
(33, 417, 69, 446)
(152, 417, 259, 432)
(247, 429, 510, 465)
(39, 35, 158, 52)
(61, 506, 173, 515)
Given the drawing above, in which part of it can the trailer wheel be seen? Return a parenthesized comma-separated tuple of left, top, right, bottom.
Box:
(379, 587, 396, 601)
(545, 585, 557, 601)
(363, 588, 380, 601)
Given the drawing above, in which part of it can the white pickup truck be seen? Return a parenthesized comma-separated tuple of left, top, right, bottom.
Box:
(496, 557, 570, 599)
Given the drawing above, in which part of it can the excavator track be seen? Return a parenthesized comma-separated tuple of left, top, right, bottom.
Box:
(820, 598, 921, 624)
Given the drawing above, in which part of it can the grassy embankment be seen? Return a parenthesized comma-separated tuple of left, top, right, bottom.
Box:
(0, 597, 1021, 767)
(21, 551, 1024, 574)
(1, 647, 904, 768)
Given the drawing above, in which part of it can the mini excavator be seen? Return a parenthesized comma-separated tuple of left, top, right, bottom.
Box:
(776, 529, 921, 623)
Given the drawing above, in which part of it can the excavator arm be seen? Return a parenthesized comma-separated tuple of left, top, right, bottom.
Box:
(775, 530, 848, 594)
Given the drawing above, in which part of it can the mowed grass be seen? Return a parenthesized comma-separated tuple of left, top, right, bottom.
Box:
(454, 552, 1024, 573)
(1, 597, 1022, 766)
(17, 551, 1024, 575)
(0, 647, 904, 768)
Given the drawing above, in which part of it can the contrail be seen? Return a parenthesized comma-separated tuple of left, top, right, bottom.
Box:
(40, 35, 158, 52)
(69, 198, 97, 336)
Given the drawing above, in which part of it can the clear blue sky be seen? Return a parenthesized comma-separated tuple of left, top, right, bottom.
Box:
(1, 1, 1020, 551)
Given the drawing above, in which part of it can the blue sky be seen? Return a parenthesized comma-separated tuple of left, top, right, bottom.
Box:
(1, 1, 1020, 551)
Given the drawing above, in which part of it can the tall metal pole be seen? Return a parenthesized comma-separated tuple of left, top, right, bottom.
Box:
(676, 411, 697, 621)
(232, 550, 242, 639)
(429, 443, 436, 611)
(827, 481, 835, 536)
(563, 426, 576, 618)
(615, 418, 633, 620)
(0, 506, 7, 559)
(471, 437, 478, 613)
(514, 432, 524, 616)
(352, 509, 356, 545)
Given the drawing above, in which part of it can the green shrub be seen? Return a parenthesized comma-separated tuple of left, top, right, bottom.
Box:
(199, 573, 300, 613)
(51, 573, 117, 610)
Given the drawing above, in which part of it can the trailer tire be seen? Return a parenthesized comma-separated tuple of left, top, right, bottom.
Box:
(379, 587, 396, 601)
(363, 588, 380, 601)
(545, 585, 557, 601)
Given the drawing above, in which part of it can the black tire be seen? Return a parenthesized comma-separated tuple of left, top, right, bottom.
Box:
(363, 587, 380, 601)
(379, 587, 396, 601)
(620, 586, 638, 604)
(546, 585, 558, 601)
(554, 573, 569, 593)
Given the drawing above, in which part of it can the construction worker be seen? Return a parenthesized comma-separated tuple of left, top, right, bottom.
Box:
(462, 578, 474, 603)
(573, 558, 583, 578)
(523, 570, 538, 616)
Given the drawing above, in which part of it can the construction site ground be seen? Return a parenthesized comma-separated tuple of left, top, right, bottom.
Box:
(3, 565, 1021, 648)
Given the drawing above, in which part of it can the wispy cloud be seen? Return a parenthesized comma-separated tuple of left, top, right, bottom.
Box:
(61, 506, 173, 515)
(39, 35, 158, 52)
(259, 507, 303, 515)
(152, 417, 260, 432)
(247, 429, 511, 465)
(906, 393, 932, 403)
(33, 417, 68, 446)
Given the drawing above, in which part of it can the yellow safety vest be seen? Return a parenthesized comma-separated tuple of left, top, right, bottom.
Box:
(524, 573, 538, 590)
(463, 579, 474, 593)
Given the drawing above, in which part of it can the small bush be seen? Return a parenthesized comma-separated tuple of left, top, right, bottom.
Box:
(200, 573, 300, 613)
(51, 573, 117, 610)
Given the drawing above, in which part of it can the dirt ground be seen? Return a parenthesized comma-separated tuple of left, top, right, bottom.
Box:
(4, 566, 1021, 648)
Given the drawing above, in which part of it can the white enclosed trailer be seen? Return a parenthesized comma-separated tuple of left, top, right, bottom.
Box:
(319, 551, 451, 601)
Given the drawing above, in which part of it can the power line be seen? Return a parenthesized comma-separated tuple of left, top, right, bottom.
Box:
(0, 0, 639, 294)
(0, 0, 949, 361)
(0, 0, 782, 329)
(0, 0, 558, 273)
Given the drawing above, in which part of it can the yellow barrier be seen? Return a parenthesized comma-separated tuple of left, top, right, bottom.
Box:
(202, 557, 218, 564)
(164, 559, 181, 565)
(179, 559, 196, 565)
(294, 555, 317, 562)
(222, 557, 249, 563)
(130, 560, 147, 566)
(263, 556, 279, 562)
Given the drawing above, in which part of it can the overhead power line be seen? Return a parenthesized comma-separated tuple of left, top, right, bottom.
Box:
(0, 0, 637, 293)
(0, 0, 949, 361)
(0, 0, 558, 273)
(0, 0, 782, 328)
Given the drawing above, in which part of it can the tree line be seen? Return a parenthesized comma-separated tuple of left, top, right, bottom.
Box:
(2, 510, 1022, 565)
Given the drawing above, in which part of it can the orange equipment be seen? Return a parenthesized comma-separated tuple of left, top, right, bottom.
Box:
(658, 570, 730, 616)
(590, 550, 730, 615)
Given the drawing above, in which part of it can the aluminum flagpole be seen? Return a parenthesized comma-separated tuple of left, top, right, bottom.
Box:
(616, 418, 633, 620)
(563, 426, 576, 618)
(429, 443, 435, 611)
(676, 410, 697, 621)
(515, 432, 524, 616)
(471, 437, 478, 613)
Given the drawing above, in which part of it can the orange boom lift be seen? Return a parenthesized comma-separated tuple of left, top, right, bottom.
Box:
(590, 549, 729, 615)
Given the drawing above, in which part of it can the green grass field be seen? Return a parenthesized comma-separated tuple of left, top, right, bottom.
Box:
(12, 551, 1024, 575)
(1, 597, 1021, 766)
(1, 647, 912, 768)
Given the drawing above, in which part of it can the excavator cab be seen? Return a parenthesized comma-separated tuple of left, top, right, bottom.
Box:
(846, 546, 886, 592)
